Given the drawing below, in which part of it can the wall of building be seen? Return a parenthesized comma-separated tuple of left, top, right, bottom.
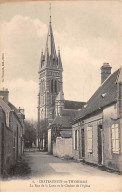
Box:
(53, 137, 72, 158)
(83, 112, 102, 164)
(103, 103, 122, 171)
(48, 129, 52, 154)
(72, 103, 122, 172)
(0, 109, 13, 176)
(9, 112, 23, 160)
(72, 123, 80, 160)
(72, 112, 103, 162)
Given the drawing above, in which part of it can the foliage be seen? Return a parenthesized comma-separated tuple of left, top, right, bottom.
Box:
(24, 120, 36, 146)
(38, 119, 49, 138)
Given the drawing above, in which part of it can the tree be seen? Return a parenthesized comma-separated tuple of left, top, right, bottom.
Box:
(24, 120, 36, 148)
(38, 119, 49, 150)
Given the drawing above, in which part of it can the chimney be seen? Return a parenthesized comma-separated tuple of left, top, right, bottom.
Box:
(101, 62, 112, 84)
(0, 88, 9, 104)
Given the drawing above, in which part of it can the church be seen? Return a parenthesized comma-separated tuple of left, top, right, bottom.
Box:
(37, 11, 86, 151)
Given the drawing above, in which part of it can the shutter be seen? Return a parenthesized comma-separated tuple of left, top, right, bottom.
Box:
(77, 130, 79, 150)
(73, 130, 75, 150)
(116, 139, 119, 153)
(87, 127, 93, 153)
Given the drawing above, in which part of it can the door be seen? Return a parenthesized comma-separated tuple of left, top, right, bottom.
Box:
(81, 129, 85, 158)
(98, 125, 103, 165)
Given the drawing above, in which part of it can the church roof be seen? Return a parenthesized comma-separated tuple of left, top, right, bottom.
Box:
(73, 68, 121, 122)
(64, 100, 86, 110)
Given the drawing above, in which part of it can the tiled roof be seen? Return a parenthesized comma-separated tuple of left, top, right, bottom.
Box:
(52, 109, 80, 128)
(61, 109, 80, 117)
(74, 68, 121, 121)
(64, 100, 86, 110)
(51, 115, 72, 128)
(60, 130, 72, 138)
(8, 102, 25, 117)
(8, 102, 18, 113)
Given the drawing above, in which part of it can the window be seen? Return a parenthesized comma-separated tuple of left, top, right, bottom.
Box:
(111, 124, 119, 154)
(42, 80, 45, 92)
(87, 126, 93, 153)
(54, 80, 57, 93)
(41, 109, 43, 120)
(74, 130, 79, 150)
(51, 80, 53, 93)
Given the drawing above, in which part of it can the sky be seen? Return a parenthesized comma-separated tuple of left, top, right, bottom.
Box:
(0, 0, 121, 120)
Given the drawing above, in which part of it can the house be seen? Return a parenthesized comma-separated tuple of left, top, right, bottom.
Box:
(48, 91, 85, 158)
(72, 63, 122, 172)
(0, 88, 25, 176)
(0, 107, 13, 176)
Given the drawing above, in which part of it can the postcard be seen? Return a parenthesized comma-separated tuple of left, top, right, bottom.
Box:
(0, 0, 122, 192)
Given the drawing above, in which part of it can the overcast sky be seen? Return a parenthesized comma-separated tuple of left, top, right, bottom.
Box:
(0, 1, 121, 120)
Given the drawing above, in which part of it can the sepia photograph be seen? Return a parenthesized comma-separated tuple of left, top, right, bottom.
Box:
(0, 0, 122, 192)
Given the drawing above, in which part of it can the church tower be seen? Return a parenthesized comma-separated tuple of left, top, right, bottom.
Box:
(37, 10, 63, 149)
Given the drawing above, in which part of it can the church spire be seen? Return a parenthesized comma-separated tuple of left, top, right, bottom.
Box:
(44, 4, 57, 63)
(49, 3, 51, 23)
(40, 5, 63, 69)
(58, 48, 63, 70)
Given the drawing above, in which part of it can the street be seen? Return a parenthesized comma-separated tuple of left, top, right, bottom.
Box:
(24, 151, 119, 178)
(1, 151, 122, 192)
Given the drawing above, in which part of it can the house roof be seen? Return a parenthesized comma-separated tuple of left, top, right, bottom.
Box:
(64, 100, 86, 110)
(73, 68, 121, 122)
(52, 109, 80, 128)
(8, 102, 25, 118)
(51, 115, 71, 128)
(8, 102, 18, 113)
(61, 109, 80, 117)
(60, 130, 72, 138)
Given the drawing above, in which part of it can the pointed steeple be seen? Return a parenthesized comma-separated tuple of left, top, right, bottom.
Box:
(58, 48, 63, 70)
(45, 21, 57, 60)
(39, 5, 63, 70)
(45, 47, 49, 66)
(40, 50, 44, 70)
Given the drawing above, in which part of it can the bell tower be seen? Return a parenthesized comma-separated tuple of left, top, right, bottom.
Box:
(37, 7, 63, 149)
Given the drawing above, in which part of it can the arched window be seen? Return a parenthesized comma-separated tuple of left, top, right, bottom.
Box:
(41, 109, 43, 119)
(51, 79, 53, 93)
(54, 80, 57, 93)
(49, 80, 51, 92)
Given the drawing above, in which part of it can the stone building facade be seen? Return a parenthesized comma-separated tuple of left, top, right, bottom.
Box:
(72, 63, 122, 172)
(0, 89, 25, 177)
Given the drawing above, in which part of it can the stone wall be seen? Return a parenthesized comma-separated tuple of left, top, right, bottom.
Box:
(53, 137, 72, 158)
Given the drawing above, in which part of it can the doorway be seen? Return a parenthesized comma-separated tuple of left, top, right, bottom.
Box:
(98, 125, 103, 165)
(81, 129, 85, 158)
